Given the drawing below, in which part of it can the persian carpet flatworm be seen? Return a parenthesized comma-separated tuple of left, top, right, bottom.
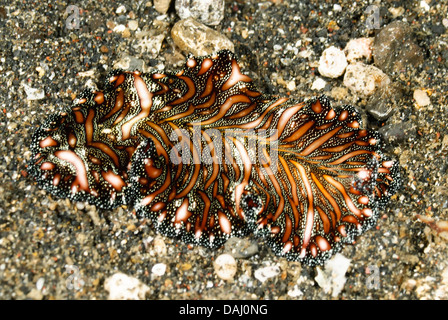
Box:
(28, 50, 400, 265)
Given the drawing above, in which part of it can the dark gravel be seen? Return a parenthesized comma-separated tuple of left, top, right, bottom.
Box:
(1, 0, 447, 300)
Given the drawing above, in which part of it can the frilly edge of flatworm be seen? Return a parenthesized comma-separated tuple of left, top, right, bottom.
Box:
(27, 49, 401, 265)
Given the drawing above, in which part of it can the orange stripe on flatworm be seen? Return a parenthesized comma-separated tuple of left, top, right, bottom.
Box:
(282, 214, 293, 243)
(290, 161, 314, 250)
(94, 92, 104, 104)
(347, 121, 359, 128)
(316, 206, 331, 234)
(232, 138, 253, 220)
(186, 58, 197, 68)
(54, 150, 89, 192)
(337, 131, 355, 139)
(170, 76, 196, 105)
(174, 198, 191, 224)
(85, 109, 95, 143)
(327, 149, 372, 165)
(324, 175, 363, 218)
(195, 92, 216, 110)
(283, 121, 315, 142)
(68, 131, 77, 149)
(358, 196, 369, 205)
(309, 154, 333, 160)
(197, 58, 213, 76)
(102, 89, 124, 121)
(160, 104, 195, 122)
(279, 156, 299, 206)
(337, 225, 347, 237)
(322, 141, 355, 153)
(310, 243, 318, 257)
(311, 100, 322, 113)
(144, 158, 163, 179)
(218, 210, 232, 235)
(383, 160, 395, 168)
(73, 111, 84, 124)
(362, 208, 373, 217)
(121, 75, 154, 140)
(276, 102, 306, 138)
(271, 226, 281, 234)
(299, 126, 342, 156)
(89, 142, 120, 168)
(325, 109, 336, 120)
(112, 74, 125, 88)
(195, 94, 251, 126)
(219, 98, 288, 130)
(89, 155, 102, 165)
(39, 136, 59, 148)
(315, 235, 331, 251)
(355, 140, 370, 146)
(259, 113, 275, 131)
(152, 73, 166, 80)
(358, 129, 368, 137)
(244, 89, 261, 98)
(53, 173, 61, 186)
(228, 102, 256, 119)
(174, 139, 201, 199)
(311, 172, 342, 222)
(283, 241, 293, 253)
(199, 74, 214, 99)
(101, 170, 126, 192)
(349, 186, 362, 195)
(196, 191, 211, 232)
(202, 132, 220, 190)
(221, 59, 253, 91)
(40, 162, 55, 170)
(315, 123, 333, 130)
(342, 215, 360, 226)
(157, 210, 168, 222)
(378, 167, 391, 174)
(338, 110, 349, 121)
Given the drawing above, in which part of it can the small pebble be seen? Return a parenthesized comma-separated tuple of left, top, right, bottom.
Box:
(372, 21, 424, 74)
(214, 253, 237, 281)
(22, 83, 45, 100)
(151, 263, 167, 276)
(254, 265, 280, 283)
(154, 0, 171, 14)
(311, 77, 327, 91)
(367, 81, 402, 121)
(116, 5, 126, 14)
(388, 7, 405, 18)
(128, 20, 138, 31)
(443, 18, 448, 28)
(104, 273, 150, 300)
(344, 37, 373, 63)
(224, 238, 259, 259)
(175, 0, 225, 25)
(26, 288, 43, 300)
(153, 235, 167, 256)
(413, 89, 431, 107)
(318, 46, 348, 78)
(314, 253, 351, 298)
(333, 4, 342, 11)
(420, 0, 430, 12)
(343, 62, 389, 96)
(171, 18, 234, 56)
(36, 277, 45, 291)
(100, 45, 109, 53)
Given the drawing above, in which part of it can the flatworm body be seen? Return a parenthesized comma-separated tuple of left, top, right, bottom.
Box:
(28, 50, 400, 265)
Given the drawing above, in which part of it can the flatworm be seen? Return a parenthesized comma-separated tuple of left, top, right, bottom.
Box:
(28, 50, 400, 265)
